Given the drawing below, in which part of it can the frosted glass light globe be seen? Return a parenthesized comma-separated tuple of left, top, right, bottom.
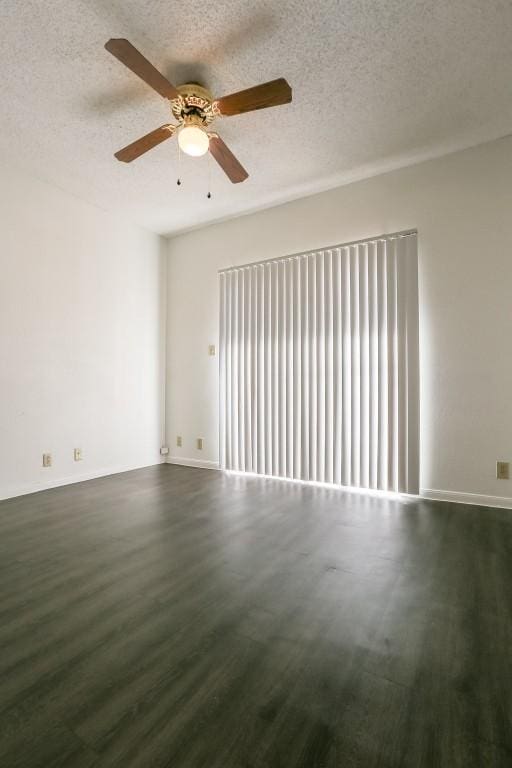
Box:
(178, 125, 209, 157)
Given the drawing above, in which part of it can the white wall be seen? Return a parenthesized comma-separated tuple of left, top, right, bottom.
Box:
(0, 164, 166, 500)
(166, 135, 512, 504)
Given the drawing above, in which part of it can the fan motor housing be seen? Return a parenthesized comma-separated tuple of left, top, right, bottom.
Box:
(171, 83, 217, 125)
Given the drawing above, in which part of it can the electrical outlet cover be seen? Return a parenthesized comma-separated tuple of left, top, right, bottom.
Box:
(496, 461, 510, 480)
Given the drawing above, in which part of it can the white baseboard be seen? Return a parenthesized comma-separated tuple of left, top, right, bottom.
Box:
(5, 465, 509, 511)
(0, 460, 165, 502)
(421, 488, 512, 510)
(166, 457, 220, 471)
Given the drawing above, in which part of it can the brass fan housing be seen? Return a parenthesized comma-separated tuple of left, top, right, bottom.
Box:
(171, 83, 217, 126)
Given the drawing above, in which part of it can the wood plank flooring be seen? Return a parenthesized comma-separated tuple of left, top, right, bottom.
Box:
(0, 464, 511, 767)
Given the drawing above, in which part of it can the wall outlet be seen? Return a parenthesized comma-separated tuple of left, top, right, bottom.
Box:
(74, 448, 83, 461)
(208, 344, 216, 356)
(42, 453, 52, 468)
(496, 461, 510, 480)
(160, 446, 169, 456)
(176, 436, 182, 448)
(197, 437, 203, 450)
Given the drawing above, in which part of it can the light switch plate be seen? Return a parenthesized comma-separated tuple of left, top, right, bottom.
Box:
(208, 344, 216, 356)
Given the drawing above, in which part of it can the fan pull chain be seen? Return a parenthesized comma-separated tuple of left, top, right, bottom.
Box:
(207, 151, 212, 199)
(177, 142, 182, 186)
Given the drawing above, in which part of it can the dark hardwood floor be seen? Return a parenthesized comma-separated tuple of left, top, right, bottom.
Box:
(0, 464, 511, 767)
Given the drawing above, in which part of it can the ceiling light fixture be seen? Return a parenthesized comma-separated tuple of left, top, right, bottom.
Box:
(178, 125, 209, 157)
(104, 39, 292, 182)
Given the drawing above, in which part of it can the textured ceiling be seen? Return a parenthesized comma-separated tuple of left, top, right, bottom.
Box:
(1, 0, 512, 235)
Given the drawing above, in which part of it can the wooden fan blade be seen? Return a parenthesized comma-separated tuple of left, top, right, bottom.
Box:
(115, 124, 176, 163)
(209, 136, 248, 183)
(215, 78, 292, 117)
(105, 39, 179, 100)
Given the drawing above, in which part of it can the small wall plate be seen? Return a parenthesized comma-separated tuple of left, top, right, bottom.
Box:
(496, 461, 510, 480)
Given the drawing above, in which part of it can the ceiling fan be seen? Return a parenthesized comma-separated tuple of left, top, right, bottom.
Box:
(104, 39, 292, 183)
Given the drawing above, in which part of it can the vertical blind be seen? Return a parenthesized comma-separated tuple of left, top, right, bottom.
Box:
(219, 231, 419, 493)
